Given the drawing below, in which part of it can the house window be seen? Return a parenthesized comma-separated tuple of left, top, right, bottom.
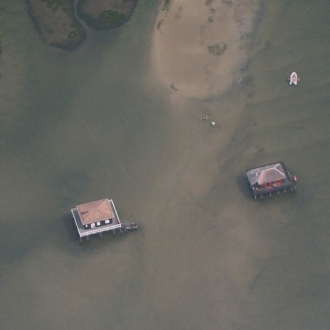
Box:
(91, 223, 95, 229)
(97, 222, 101, 226)
(105, 219, 110, 224)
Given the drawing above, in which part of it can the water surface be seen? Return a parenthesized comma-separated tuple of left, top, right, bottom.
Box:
(0, 1, 330, 329)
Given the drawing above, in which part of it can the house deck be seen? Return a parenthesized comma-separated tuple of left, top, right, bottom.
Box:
(71, 199, 137, 240)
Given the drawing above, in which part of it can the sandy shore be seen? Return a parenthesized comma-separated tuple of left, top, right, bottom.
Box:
(151, 0, 263, 99)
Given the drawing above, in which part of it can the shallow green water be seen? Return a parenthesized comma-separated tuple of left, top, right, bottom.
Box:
(0, 1, 330, 329)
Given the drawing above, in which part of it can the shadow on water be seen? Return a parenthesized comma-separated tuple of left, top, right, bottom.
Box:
(62, 213, 80, 242)
(236, 174, 253, 201)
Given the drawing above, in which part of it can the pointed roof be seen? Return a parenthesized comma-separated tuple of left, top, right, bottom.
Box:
(258, 165, 286, 185)
(77, 199, 114, 225)
(247, 163, 287, 186)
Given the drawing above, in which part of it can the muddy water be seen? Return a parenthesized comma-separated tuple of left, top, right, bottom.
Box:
(0, 1, 330, 329)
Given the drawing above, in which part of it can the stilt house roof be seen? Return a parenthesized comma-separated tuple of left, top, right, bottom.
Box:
(77, 199, 114, 225)
(246, 162, 287, 186)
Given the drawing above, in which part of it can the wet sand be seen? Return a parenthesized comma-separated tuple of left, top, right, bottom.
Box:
(151, 0, 263, 99)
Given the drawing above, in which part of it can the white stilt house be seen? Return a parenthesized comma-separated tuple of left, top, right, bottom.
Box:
(71, 198, 137, 241)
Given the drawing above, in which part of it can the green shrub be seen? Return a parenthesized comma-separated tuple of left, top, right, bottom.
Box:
(41, 0, 65, 11)
(100, 10, 125, 25)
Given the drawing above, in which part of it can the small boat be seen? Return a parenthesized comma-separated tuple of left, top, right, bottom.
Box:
(289, 72, 298, 85)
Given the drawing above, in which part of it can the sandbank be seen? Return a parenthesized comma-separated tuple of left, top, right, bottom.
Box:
(151, 0, 263, 99)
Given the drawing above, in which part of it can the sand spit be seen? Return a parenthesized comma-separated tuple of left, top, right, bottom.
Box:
(151, 0, 264, 99)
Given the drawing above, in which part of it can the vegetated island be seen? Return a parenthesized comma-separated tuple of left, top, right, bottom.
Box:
(27, 0, 87, 51)
(27, 0, 139, 50)
(76, 0, 138, 31)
